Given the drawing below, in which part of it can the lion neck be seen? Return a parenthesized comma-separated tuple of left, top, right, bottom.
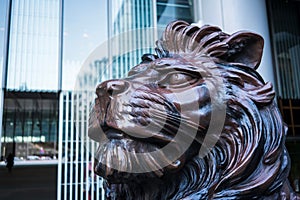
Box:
(106, 178, 179, 200)
(104, 157, 218, 200)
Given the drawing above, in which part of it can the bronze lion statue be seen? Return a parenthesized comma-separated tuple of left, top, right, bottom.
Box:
(89, 20, 300, 199)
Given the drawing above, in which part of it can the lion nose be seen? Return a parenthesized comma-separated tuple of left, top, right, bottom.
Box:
(96, 79, 129, 97)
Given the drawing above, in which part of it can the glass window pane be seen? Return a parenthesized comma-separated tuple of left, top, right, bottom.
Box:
(0, 0, 9, 89)
(1, 91, 58, 160)
(62, 0, 107, 91)
(6, 0, 61, 91)
(157, 0, 194, 27)
(267, 0, 300, 99)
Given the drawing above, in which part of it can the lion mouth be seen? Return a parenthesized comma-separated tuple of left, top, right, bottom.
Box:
(101, 125, 125, 140)
(101, 122, 172, 148)
(106, 129, 124, 140)
(93, 130, 167, 182)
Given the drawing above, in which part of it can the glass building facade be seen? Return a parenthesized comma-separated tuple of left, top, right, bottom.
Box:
(58, 1, 195, 199)
(1, 0, 61, 161)
(2, 92, 58, 158)
(6, 0, 61, 91)
(108, 0, 156, 79)
(267, 0, 300, 192)
(1, 0, 298, 199)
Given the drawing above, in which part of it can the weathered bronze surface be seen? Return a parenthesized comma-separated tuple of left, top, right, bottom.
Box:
(89, 20, 300, 199)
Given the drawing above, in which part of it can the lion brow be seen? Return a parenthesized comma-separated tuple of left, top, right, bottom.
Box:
(155, 65, 208, 77)
(155, 64, 198, 73)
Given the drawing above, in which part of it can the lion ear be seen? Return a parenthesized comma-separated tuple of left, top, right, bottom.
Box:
(222, 31, 264, 70)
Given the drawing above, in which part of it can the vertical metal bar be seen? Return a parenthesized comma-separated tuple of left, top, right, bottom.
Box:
(145, 0, 149, 27)
(69, 92, 74, 200)
(85, 91, 90, 200)
(143, 0, 148, 55)
(57, 92, 64, 200)
(91, 140, 95, 200)
(147, 0, 150, 40)
(140, 0, 144, 61)
(136, 0, 141, 64)
(64, 92, 69, 200)
(80, 92, 84, 200)
(130, 0, 135, 72)
(107, 0, 113, 79)
(87, 92, 95, 200)
(122, 0, 125, 78)
(75, 92, 79, 200)
(58, 0, 64, 91)
(127, 0, 130, 73)
(152, 0, 157, 41)
(116, 0, 121, 79)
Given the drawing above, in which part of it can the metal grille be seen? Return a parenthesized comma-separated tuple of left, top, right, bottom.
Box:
(57, 91, 105, 200)
(267, 0, 300, 99)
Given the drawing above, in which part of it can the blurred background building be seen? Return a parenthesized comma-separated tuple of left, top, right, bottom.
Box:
(0, 0, 299, 199)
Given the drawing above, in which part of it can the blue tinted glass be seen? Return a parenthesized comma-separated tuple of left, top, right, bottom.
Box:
(6, 0, 61, 91)
(157, 0, 194, 27)
(62, 0, 107, 91)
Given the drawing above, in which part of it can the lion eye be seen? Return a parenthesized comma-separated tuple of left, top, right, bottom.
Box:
(159, 72, 197, 88)
(169, 73, 192, 85)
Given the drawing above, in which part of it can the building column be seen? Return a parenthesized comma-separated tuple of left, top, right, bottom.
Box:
(0, 0, 12, 159)
(198, 0, 275, 86)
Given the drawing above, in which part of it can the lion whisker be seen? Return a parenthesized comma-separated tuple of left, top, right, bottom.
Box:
(150, 109, 205, 131)
(149, 110, 205, 145)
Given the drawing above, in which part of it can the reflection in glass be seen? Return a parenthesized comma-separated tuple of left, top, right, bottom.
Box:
(157, 0, 195, 26)
(6, 0, 61, 91)
(62, 0, 106, 91)
(157, 0, 194, 37)
(107, 0, 156, 80)
(1, 91, 58, 160)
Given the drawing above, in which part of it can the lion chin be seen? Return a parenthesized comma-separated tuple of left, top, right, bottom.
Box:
(89, 20, 300, 200)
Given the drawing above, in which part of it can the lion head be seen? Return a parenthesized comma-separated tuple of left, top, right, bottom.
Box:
(89, 20, 299, 199)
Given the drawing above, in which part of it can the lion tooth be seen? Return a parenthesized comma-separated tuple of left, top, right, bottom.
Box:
(106, 147, 112, 169)
(117, 146, 128, 172)
(113, 145, 118, 167)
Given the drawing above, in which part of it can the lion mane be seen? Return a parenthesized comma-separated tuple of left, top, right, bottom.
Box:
(90, 20, 300, 199)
